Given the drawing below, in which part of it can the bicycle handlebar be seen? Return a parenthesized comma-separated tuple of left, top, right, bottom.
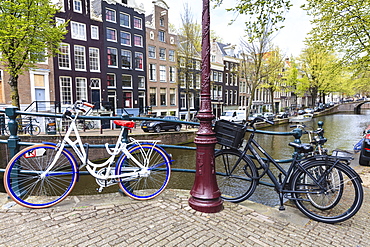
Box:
(249, 116, 275, 126)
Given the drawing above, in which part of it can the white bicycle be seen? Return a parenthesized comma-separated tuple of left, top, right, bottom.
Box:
(4, 101, 172, 208)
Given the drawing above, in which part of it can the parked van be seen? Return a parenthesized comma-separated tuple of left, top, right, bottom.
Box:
(220, 110, 247, 124)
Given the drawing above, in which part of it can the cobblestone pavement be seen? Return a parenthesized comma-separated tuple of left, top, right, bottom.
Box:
(1, 146, 370, 246)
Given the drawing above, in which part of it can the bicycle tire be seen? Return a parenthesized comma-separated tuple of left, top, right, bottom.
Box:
(215, 149, 258, 202)
(291, 160, 363, 223)
(305, 166, 344, 210)
(26, 125, 41, 135)
(116, 143, 171, 200)
(4, 144, 78, 208)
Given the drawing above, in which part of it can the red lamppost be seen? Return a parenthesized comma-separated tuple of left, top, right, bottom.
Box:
(188, 0, 223, 213)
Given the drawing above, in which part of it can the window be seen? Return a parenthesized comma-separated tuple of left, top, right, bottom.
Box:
(73, 0, 82, 13)
(120, 31, 131, 46)
(169, 50, 175, 62)
(180, 93, 186, 109)
(134, 35, 143, 47)
(149, 64, 156, 81)
(150, 88, 156, 106)
(121, 50, 131, 69)
(195, 74, 201, 88)
(90, 78, 100, 88)
(134, 52, 143, 70)
(107, 73, 116, 87)
(107, 47, 117, 67)
(60, 77, 72, 104)
(179, 73, 185, 88)
(160, 88, 166, 106)
(170, 89, 176, 106)
(159, 48, 166, 60)
(169, 66, 176, 82)
(89, 47, 100, 72)
(74, 45, 86, 71)
(123, 92, 132, 107)
(213, 71, 218, 82)
(133, 17, 142, 29)
(55, 17, 65, 26)
(160, 18, 164, 27)
(138, 76, 145, 89)
(106, 28, 117, 42)
(180, 58, 185, 67)
(189, 93, 194, 108)
(120, 12, 130, 27)
(160, 65, 166, 82)
(91, 26, 99, 40)
(122, 74, 132, 88)
(148, 46, 156, 58)
(158, 30, 165, 42)
(218, 72, 223, 82)
(71, 21, 86, 40)
(106, 8, 116, 22)
(58, 43, 70, 69)
(76, 77, 87, 101)
(195, 60, 201, 70)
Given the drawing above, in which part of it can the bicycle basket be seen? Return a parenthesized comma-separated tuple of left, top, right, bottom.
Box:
(214, 120, 247, 149)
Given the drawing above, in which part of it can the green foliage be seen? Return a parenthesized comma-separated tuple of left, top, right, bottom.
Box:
(212, 0, 292, 41)
(0, 0, 67, 107)
(303, 0, 370, 68)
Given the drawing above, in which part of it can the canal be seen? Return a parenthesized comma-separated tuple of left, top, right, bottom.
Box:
(164, 110, 370, 206)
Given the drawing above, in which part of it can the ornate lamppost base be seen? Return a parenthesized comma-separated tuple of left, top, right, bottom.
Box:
(189, 196, 223, 213)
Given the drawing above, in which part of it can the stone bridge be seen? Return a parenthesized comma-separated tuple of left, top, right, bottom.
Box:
(336, 100, 370, 114)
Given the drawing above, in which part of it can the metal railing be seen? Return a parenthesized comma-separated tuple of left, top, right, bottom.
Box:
(0, 107, 304, 175)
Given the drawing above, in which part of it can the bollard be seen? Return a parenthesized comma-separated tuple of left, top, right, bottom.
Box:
(291, 128, 303, 158)
(5, 106, 20, 157)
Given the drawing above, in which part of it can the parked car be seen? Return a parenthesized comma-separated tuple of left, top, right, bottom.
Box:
(276, 112, 289, 119)
(263, 112, 275, 121)
(297, 109, 305, 115)
(220, 110, 247, 124)
(141, 116, 182, 133)
(248, 113, 263, 122)
(359, 126, 370, 166)
(304, 108, 314, 114)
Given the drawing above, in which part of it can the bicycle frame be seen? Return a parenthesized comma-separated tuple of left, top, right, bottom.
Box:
(41, 106, 153, 181)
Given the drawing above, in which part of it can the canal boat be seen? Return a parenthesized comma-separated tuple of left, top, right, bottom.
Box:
(289, 113, 313, 123)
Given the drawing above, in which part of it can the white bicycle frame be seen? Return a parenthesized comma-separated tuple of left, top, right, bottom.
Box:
(41, 102, 160, 183)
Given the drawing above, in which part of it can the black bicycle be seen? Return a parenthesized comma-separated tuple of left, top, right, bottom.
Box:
(4, 117, 41, 136)
(214, 117, 363, 223)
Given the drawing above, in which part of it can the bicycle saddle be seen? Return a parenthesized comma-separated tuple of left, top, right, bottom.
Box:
(113, 120, 135, 128)
(288, 142, 314, 153)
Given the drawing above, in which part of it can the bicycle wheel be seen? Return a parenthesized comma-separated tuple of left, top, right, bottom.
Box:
(215, 149, 258, 202)
(4, 144, 78, 208)
(291, 160, 363, 223)
(26, 125, 41, 135)
(116, 143, 171, 200)
(305, 166, 343, 210)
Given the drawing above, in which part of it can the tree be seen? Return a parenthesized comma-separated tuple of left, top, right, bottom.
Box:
(260, 46, 285, 113)
(297, 42, 343, 106)
(239, 24, 273, 116)
(0, 0, 67, 108)
(177, 4, 202, 122)
(212, 0, 292, 41)
(303, 0, 370, 68)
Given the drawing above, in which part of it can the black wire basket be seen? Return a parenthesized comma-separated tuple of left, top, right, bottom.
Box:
(214, 120, 247, 149)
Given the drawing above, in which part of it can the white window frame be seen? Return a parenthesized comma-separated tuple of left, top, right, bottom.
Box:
(120, 12, 130, 27)
(71, 21, 86, 41)
(91, 25, 99, 40)
(159, 65, 166, 82)
(74, 45, 86, 71)
(60, 76, 73, 104)
(73, 0, 82, 13)
(76, 77, 87, 101)
(89, 47, 100, 72)
(58, 43, 71, 70)
(106, 8, 116, 23)
(106, 28, 117, 42)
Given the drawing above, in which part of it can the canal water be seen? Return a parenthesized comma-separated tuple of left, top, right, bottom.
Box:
(1, 110, 369, 206)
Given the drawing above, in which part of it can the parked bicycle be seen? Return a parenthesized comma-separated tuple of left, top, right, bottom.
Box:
(214, 117, 363, 223)
(77, 119, 96, 130)
(3, 101, 172, 209)
(5, 116, 41, 136)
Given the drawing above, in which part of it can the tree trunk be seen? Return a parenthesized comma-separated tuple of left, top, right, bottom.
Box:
(8, 75, 20, 109)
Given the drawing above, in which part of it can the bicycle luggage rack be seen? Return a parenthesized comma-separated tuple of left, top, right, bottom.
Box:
(214, 120, 247, 149)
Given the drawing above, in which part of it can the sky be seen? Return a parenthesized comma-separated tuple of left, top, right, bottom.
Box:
(143, 0, 312, 57)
